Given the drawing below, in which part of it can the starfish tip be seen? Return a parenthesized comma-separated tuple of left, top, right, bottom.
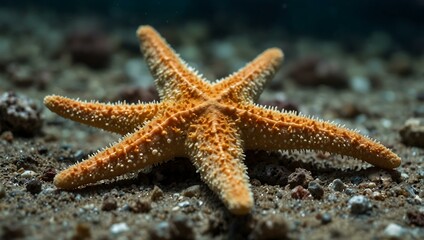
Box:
(136, 25, 155, 38)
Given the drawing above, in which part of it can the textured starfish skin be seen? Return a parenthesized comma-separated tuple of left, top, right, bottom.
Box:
(44, 25, 401, 215)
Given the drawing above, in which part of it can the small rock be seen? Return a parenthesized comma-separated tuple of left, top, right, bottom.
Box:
(317, 213, 332, 225)
(1, 224, 25, 239)
(37, 146, 48, 155)
(0, 92, 43, 136)
(350, 76, 371, 93)
(151, 185, 164, 201)
(288, 168, 313, 188)
(182, 185, 201, 198)
(26, 179, 42, 194)
(178, 200, 191, 208)
(372, 191, 386, 201)
(149, 221, 171, 240)
(170, 214, 195, 240)
(250, 215, 288, 240)
(350, 176, 363, 185)
(73, 223, 91, 240)
(330, 179, 346, 192)
(130, 199, 151, 213)
(407, 209, 424, 227)
(291, 186, 311, 200)
(0, 131, 13, 142)
(20, 170, 37, 178)
(399, 118, 424, 148)
(344, 188, 356, 196)
(308, 181, 324, 199)
(101, 195, 117, 211)
(109, 223, 129, 235)
(41, 168, 56, 182)
(348, 195, 371, 215)
(383, 223, 406, 239)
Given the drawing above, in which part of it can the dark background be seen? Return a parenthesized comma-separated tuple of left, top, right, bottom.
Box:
(3, 0, 424, 51)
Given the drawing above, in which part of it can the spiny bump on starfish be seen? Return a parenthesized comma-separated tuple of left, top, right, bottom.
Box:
(44, 25, 401, 215)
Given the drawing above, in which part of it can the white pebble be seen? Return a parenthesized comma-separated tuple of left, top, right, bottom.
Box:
(110, 222, 129, 234)
(21, 170, 36, 178)
(383, 223, 405, 239)
(178, 200, 190, 208)
(350, 76, 371, 93)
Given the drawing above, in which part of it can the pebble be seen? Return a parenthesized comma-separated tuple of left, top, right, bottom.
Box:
(130, 199, 151, 213)
(182, 185, 201, 198)
(291, 186, 311, 200)
(26, 179, 42, 194)
(20, 170, 36, 178)
(350, 176, 363, 185)
(40, 187, 55, 195)
(344, 188, 356, 196)
(407, 209, 424, 227)
(0, 131, 14, 142)
(358, 182, 376, 189)
(73, 223, 91, 240)
(330, 179, 347, 192)
(101, 195, 117, 211)
(308, 181, 324, 199)
(383, 223, 406, 239)
(0, 91, 43, 136)
(110, 223, 129, 235)
(350, 76, 371, 93)
(348, 195, 371, 214)
(40, 168, 56, 182)
(150, 185, 164, 201)
(178, 200, 191, 208)
(1, 224, 25, 239)
(320, 213, 332, 225)
(287, 168, 313, 188)
(371, 191, 385, 201)
(399, 118, 424, 148)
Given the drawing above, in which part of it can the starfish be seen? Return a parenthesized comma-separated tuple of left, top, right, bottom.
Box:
(44, 25, 401, 215)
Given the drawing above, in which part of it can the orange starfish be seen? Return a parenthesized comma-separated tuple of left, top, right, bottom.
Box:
(44, 25, 401, 215)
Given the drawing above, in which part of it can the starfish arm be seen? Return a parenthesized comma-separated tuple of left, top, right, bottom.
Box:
(44, 95, 160, 135)
(137, 25, 209, 101)
(214, 48, 283, 102)
(54, 117, 186, 189)
(185, 111, 252, 215)
(237, 105, 401, 169)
